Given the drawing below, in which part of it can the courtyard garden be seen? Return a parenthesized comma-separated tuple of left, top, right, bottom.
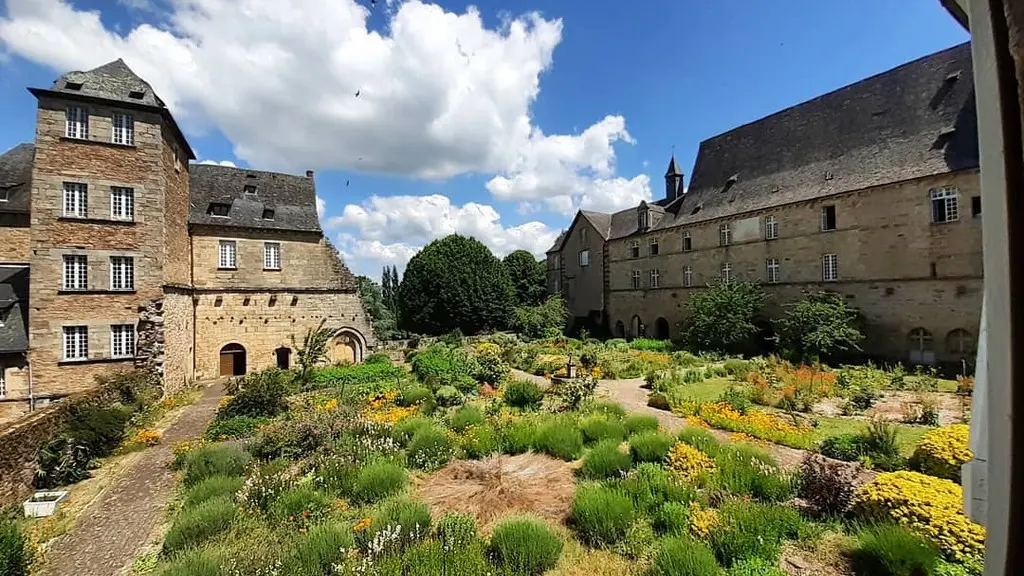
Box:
(101, 330, 984, 576)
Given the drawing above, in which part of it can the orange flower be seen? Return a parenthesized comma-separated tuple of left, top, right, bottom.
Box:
(353, 517, 372, 533)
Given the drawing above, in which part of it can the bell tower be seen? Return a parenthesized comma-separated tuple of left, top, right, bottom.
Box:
(665, 155, 684, 202)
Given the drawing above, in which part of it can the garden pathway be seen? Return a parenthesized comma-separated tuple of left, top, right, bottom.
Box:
(37, 383, 224, 576)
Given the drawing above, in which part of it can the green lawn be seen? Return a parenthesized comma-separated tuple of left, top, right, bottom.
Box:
(806, 416, 930, 456)
(664, 377, 736, 403)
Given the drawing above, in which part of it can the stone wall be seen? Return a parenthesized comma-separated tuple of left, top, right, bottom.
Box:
(0, 355, 30, 426)
(162, 290, 195, 394)
(0, 218, 30, 263)
(559, 215, 607, 323)
(161, 128, 191, 286)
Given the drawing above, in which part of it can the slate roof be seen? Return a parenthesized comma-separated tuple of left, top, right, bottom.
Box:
(189, 164, 322, 232)
(0, 266, 29, 354)
(29, 59, 196, 160)
(597, 42, 979, 241)
(0, 143, 33, 214)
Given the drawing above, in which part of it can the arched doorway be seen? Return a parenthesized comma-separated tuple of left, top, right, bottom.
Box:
(328, 328, 366, 365)
(275, 347, 291, 370)
(219, 343, 247, 377)
(654, 317, 670, 340)
(908, 328, 935, 365)
(630, 315, 642, 340)
(614, 321, 625, 338)
(755, 320, 778, 355)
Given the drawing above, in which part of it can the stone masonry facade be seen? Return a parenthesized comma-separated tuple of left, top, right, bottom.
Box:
(0, 59, 373, 426)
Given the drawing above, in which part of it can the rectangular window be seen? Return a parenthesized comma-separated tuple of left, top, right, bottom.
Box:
(971, 195, 981, 217)
(766, 258, 780, 284)
(62, 326, 89, 361)
(63, 182, 88, 218)
(683, 266, 693, 287)
(822, 253, 838, 282)
(110, 256, 135, 291)
(820, 205, 837, 231)
(578, 249, 590, 267)
(62, 255, 88, 290)
(0, 364, 5, 399)
(111, 113, 134, 146)
(649, 239, 659, 256)
(65, 106, 88, 139)
(264, 242, 282, 270)
(0, 189, 8, 202)
(554, 276, 560, 293)
(580, 227, 588, 244)
(552, 254, 559, 269)
(719, 223, 732, 246)
(631, 270, 641, 289)
(219, 240, 237, 269)
(682, 231, 692, 252)
(764, 215, 778, 240)
(930, 187, 960, 223)
(630, 240, 640, 259)
(111, 324, 136, 358)
(110, 187, 134, 220)
(650, 269, 660, 288)
(721, 262, 733, 282)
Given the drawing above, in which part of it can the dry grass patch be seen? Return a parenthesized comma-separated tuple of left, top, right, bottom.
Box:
(416, 453, 576, 531)
(550, 537, 645, 576)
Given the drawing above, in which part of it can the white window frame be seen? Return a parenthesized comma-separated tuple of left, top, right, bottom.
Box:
(649, 238, 659, 256)
(110, 186, 134, 221)
(820, 205, 837, 231)
(219, 240, 237, 270)
(110, 324, 136, 359)
(65, 106, 88, 139)
(110, 256, 135, 291)
(62, 326, 89, 361)
(822, 253, 838, 282)
(721, 262, 733, 283)
(63, 182, 88, 218)
(764, 215, 778, 240)
(631, 270, 641, 289)
(639, 210, 649, 229)
(263, 242, 281, 271)
(683, 266, 693, 287)
(62, 255, 88, 291)
(111, 112, 134, 146)
(650, 269, 660, 288)
(629, 240, 640, 258)
(930, 187, 960, 223)
(719, 223, 732, 246)
(682, 230, 692, 252)
(0, 364, 6, 399)
(578, 249, 590, 267)
(766, 258, 780, 284)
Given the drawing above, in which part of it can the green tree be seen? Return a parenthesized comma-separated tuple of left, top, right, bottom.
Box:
(398, 234, 514, 335)
(683, 279, 767, 353)
(778, 291, 864, 362)
(510, 296, 567, 339)
(356, 275, 398, 339)
(503, 249, 547, 307)
(291, 319, 338, 382)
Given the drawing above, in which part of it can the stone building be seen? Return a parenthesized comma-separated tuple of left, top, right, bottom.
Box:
(547, 42, 982, 368)
(0, 59, 373, 424)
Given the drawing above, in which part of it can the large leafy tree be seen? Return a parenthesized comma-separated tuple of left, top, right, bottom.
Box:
(381, 265, 401, 319)
(683, 280, 767, 353)
(502, 250, 548, 307)
(398, 234, 514, 335)
(510, 296, 567, 339)
(778, 291, 864, 362)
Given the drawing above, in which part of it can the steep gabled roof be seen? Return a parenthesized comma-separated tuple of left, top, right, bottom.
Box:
(0, 143, 33, 214)
(0, 266, 29, 354)
(188, 164, 322, 232)
(547, 210, 615, 253)
(605, 42, 978, 240)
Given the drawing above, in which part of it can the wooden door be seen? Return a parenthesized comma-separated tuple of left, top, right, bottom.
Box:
(220, 352, 234, 377)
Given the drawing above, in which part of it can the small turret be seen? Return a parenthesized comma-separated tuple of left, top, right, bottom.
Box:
(665, 155, 684, 202)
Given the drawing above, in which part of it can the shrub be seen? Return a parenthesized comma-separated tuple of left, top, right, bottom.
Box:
(360, 498, 432, 554)
(650, 537, 723, 576)
(554, 375, 597, 410)
(365, 352, 391, 364)
(499, 419, 536, 454)
(435, 512, 478, 549)
(580, 439, 633, 479)
(861, 420, 904, 471)
(449, 405, 484, 432)
(723, 359, 753, 379)
(850, 523, 940, 576)
(852, 471, 985, 564)
(570, 484, 636, 546)
(460, 423, 499, 459)
(0, 520, 30, 576)
(623, 414, 660, 436)
(182, 443, 252, 487)
(435, 385, 463, 407)
(579, 414, 627, 444)
(409, 345, 478, 392)
(510, 297, 568, 339)
(718, 388, 752, 415)
(677, 427, 723, 458)
(236, 459, 296, 512)
(270, 486, 334, 529)
(590, 400, 627, 418)
(309, 455, 358, 497)
(312, 362, 405, 392)
(219, 369, 290, 418)
(502, 380, 544, 409)
(285, 521, 355, 576)
(36, 404, 133, 488)
(353, 461, 409, 503)
(203, 416, 268, 441)
(400, 539, 490, 575)
(667, 442, 716, 481)
(391, 416, 435, 447)
(535, 419, 584, 461)
(684, 279, 767, 354)
(708, 501, 805, 567)
(713, 446, 794, 503)
(654, 501, 691, 536)
(474, 343, 511, 386)
(777, 291, 864, 362)
(489, 516, 563, 575)
(615, 463, 697, 514)
(182, 475, 244, 509)
(727, 558, 787, 576)
(798, 454, 857, 517)
(908, 424, 972, 482)
(157, 549, 224, 576)
(407, 427, 456, 471)
(648, 392, 671, 410)
(163, 495, 237, 553)
(397, 386, 434, 408)
(630, 431, 676, 463)
(819, 433, 864, 462)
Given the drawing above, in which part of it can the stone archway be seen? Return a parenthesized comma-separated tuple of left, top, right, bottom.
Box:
(328, 328, 367, 365)
(654, 317, 670, 340)
(219, 343, 247, 377)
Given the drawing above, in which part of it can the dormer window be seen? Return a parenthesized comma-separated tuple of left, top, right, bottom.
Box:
(262, 209, 275, 220)
(244, 185, 257, 195)
(65, 82, 83, 91)
(638, 210, 648, 230)
(207, 203, 230, 217)
(128, 90, 145, 99)
(0, 188, 8, 202)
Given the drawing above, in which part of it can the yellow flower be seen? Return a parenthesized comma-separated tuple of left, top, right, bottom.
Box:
(352, 517, 372, 533)
(909, 424, 973, 481)
(316, 399, 340, 413)
(218, 396, 234, 410)
(133, 429, 162, 446)
(591, 367, 603, 379)
(666, 442, 716, 480)
(688, 503, 718, 539)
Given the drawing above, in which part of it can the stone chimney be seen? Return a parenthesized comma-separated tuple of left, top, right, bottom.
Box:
(306, 170, 314, 178)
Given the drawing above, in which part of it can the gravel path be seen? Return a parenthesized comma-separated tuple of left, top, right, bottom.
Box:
(38, 383, 224, 576)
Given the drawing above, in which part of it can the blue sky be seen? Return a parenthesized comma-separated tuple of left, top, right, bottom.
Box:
(0, 0, 968, 278)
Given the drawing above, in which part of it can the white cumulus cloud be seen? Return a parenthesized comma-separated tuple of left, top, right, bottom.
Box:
(198, 159, 237, 167)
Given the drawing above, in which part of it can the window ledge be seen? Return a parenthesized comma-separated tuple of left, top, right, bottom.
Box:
(58, 357, 135, 366)
(217, 267, 237, 271)
(60, 136, 137, 150)
(58, 216, 136, 226)
(263, 268, 281, 272)
(58, 289, 137, 295)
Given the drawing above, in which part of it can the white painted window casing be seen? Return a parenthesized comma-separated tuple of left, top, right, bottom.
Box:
(112, 113, 135, 146)
(65, 107, 88, 139)
(63, 326, 89, 360)
(219, 240, 237, 269)
(110, 324, 136, 358)
(62, 255, 88, 290)
(110, 256, 135, 291)
(110, 187, 134, 220)
(63, 182, 88, 218)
